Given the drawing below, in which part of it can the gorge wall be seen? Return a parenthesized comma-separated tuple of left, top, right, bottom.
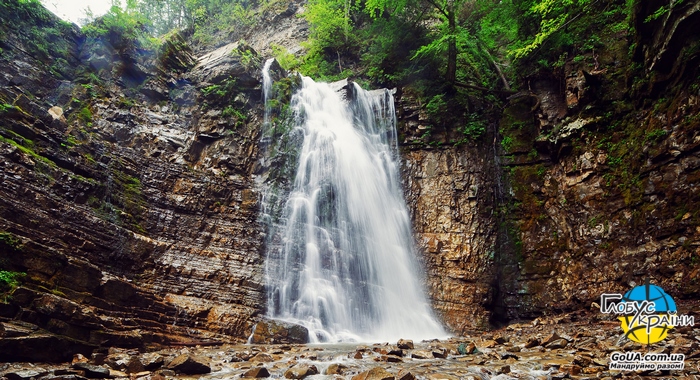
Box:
(396, 0, 700, 331)
(0, 1, 275, 360)
(0, 0, 698, 361)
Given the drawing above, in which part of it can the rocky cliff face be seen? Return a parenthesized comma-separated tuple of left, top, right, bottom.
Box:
(0, 1, 271, 360)
(490, 0, 700, 321)
(396, 94, 500, 334)
(395, 1, 700, 334)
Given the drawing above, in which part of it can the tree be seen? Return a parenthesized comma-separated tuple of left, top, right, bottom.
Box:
(366, 0, 460, 84)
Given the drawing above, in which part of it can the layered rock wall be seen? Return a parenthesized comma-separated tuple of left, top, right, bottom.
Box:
(0, 1, 270, 358)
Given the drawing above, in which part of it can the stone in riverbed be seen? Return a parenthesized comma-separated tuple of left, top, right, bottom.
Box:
(241, 367, 271, 378)
(410, 350, 433, 359)
(397, 339, 414, 349)
(72, 362, 111, 378)
(396, 369, 415, 380)
(351, 367, 395, 380)
(431, 347, 447, 358)
(284, 364, 318, 379)
(546, 339, 568, 349)
(166, 354, 211, 374)
(524, 337, 540, 348)
(249, 352, 274, 362)
(4, 369, 49, 380)
(426, 374, 459, 380)
(139, 353, 165, 371)
(249, 320, 309, 344)
(325, 363, 347, 375)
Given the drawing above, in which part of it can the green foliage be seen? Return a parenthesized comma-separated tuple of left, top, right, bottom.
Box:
(0, 231, 22, 250)
(298, 0, 364, 79)
(644, 0, 685, 23)
(425, 94, 448, 128)
(222, 105, 247, 121)
(82, 2, 159, 51)
(271, 44, 301, 71)
(0, 271, 25, 302)
(0, 135, 55, 167)
(501, 136, 514, 152)
(0, 0, 75, 75)
(78, 107, 93, 123)
(0, 103, 14, 113)
(456, 113, 486, 143)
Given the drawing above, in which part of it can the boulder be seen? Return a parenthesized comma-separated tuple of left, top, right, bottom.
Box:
(410, 350, 433, 359)
(396, 369, 415, 380)
(72, 363, 111, 378)
(249, 320, 309, 344)
(4, 369, 49, 380)
(546, 339, 569, 349)
(241, 367, 271, 378)
(325, 363, 347, 375)
(249, 352, 274, 362)
(351, 367, 395, 380)
(283, 364, 318, 379)
(166, 354, 211, 374)
(396, 339, 414, 349)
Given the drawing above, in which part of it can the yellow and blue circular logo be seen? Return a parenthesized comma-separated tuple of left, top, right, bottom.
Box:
(618, 283, 677, 344)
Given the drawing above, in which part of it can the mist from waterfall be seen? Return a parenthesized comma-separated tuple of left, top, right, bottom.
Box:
(261, 60, 445, 343)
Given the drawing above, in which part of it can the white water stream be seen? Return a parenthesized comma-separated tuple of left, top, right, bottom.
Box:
(262, 60, 445, 343)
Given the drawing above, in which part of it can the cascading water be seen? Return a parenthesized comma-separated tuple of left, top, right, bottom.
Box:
(262, 63, 445, 343)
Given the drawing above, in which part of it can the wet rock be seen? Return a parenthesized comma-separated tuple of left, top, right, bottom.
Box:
(72, 363, 111, 378)
(397, 339, 414, 349)
(481, 340, 498, 348)
(560, 364, 582, 375)
(326, 363, 347, 375)
(353, 351, 364, 359)
(410, 350, 433, 359)
(426, 374, 459, 380)
(284, 364, 318, 379)
(396, 369, 415, 380)
(72, 353, 89, 364)
(166, 354, 211, 374)
(524, 337, 540, 348)
(546, 339, 569, 349)
(431, 347, 447, 359)
(5, 369, 49, 380)
(43, 375, 88, 380)
(249, 320, 309, 344)
(249, 352, 274, 362)
(124, 356, 146, 373)
(351, 367, 395, 380)
(139, 353, 165, 371)
(380, 355, 403, 363)
(241, 367, 271, 378)
(541, 332, 561, 346)
(108, 369, 128, 378)
(188, 42, 260, 88)
(497, 365, 511, 374)
(457, 342, 476, 354)
(494, 351, 518, 360)
(0, 322, 33, 338)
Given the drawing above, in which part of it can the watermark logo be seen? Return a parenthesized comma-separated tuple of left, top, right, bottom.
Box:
(600, 281, 695, 371)
(600, 282, 694, 344)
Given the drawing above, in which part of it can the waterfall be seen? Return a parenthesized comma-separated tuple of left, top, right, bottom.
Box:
(262, 64, 445, 343)
(262, 58, 274, 129)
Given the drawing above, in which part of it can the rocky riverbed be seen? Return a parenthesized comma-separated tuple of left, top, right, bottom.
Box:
(2, 308, 699, 380)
